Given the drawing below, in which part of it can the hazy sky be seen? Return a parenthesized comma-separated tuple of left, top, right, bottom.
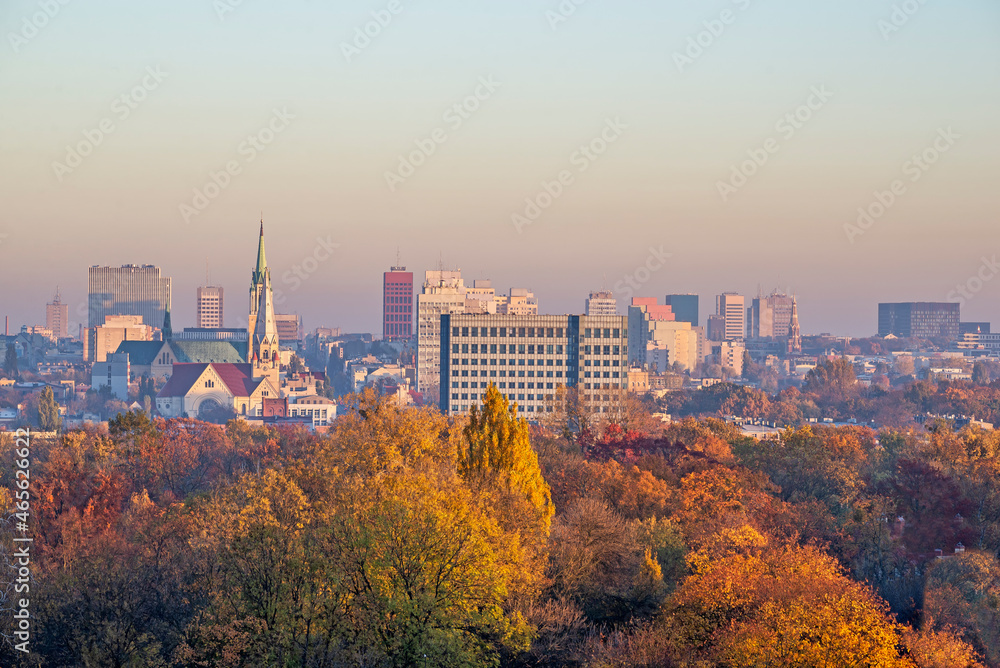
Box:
(1, 0, 998, 337)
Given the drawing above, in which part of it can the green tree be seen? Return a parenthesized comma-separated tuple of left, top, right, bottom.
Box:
(38, 386, 61, 432)
(3, 343, 18, 379)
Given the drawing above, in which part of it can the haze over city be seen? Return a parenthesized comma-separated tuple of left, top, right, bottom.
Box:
(2, 0, 999, 335)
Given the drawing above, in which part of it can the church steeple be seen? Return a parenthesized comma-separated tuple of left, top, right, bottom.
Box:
(254, 219, 267, 284)
(162, 306, 173, 340)
(248, 220, 280, 387)
(249, 218, 268, 336)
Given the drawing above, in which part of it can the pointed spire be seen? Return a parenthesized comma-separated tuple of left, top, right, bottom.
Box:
(162, 306, 173, 340)
(255, 217, 268, 280)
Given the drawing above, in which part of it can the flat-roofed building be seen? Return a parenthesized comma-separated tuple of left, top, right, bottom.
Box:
(586, 290, 618, 316)
(665, 294, 698, 326)
(439, 314, 628, 417)
(88, 264, 171, 328)
(878, 302, 960, 340)
(716, 293, 745, 341)
(46, 289, 69, 339)
(196, 286, 224, 328)
(383, 266, 414, 341)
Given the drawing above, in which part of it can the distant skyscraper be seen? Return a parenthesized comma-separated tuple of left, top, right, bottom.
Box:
(878, 302, 960, 340)
(748, 291, 795, 339)
(88, 265, 171, 328)
(417, 270, 467, 394)
(586, 291, 618, 316)
(383, 266, 414, 341)
(715, 293, 745, 341)
(46, 288, 68, 339)
(665, 294, 699, 326)
(706, 314, 726, 342)
(275, 313, 302, 343)
(196, 286, 224, 328)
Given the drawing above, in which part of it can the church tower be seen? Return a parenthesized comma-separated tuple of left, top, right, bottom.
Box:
(249, 222, 280, 387)
(249, 220, 268, 335)
(788, 296, 802, 354)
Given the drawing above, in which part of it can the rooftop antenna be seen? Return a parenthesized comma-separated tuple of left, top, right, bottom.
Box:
(206, 258, 210, 286)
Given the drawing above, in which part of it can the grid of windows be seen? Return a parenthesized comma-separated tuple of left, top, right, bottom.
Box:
(383, 269, 414, 341)
(440, 314, 628, 418)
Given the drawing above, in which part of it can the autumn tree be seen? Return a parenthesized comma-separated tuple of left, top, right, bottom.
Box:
(38, 386, 61, 432)
(461, 384, 555, 545)
(669, 540, 915, 667)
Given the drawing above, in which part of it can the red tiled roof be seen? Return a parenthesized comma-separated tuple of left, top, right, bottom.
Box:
(212, 364, 257, 397)
(158, 364, 209, 398)
(157, 363, 259, 399)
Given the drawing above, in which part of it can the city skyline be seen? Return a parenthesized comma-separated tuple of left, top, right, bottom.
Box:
(2, 1, 998, 337)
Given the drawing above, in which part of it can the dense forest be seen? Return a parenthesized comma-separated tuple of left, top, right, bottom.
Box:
(2, 383, 999, 667)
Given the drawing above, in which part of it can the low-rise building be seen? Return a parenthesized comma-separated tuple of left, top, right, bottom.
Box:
(91, 353, 130, 400)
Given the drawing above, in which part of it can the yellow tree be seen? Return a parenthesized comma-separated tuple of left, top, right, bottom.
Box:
(462, 385, 554, 534)
(462, 384, 555, 599)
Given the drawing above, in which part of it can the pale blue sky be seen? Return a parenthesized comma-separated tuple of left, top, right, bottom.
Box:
(1, 0, 998, 336)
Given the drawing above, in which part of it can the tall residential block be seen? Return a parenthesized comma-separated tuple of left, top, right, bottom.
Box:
(88, 265, 171, 329)
(586, 290, 618, 316)
(417, 270, 468, 394)
(748, 291, 795, 339)
(439, 314, 628, 417)
(878, 302, 960, 340)
(196, 286, 224, 328)
(383, 266, 414, 341)
(46, 288, 69, 339)
(629, 298, 700, 372)
(716, 292, 745, 341)
(665, 294, 699, 326)
(275, 314, 302, 343)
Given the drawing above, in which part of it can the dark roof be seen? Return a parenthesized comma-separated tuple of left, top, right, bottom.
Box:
(114, 341, 165, 366)
(168, 341, 247, 364)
